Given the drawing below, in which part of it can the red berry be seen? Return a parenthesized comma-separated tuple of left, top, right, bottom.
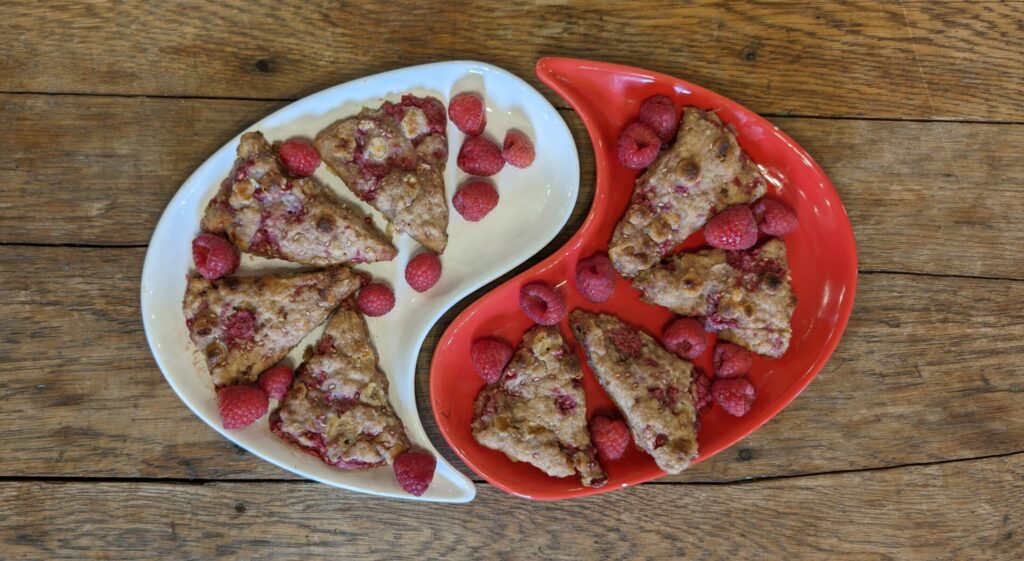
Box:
(457, 136, 504, 176)
(691, 369, 713, 411)
(277, 138, 321, 177)
(617, 122, 662, 169)
(405, 252, 442, 292)
(575, 252, 616, 303)
(216, 385, 269, 429)
(192, 233, 240, 280)
(356, 283, 395, 317)
(662, 317, 707, 360)
(590, 415, 632, 461)
(704, 205, 758, 250)
(448, 93, 486, 136)
(452, 179, 499, 222)
(258, 364, 294, 400)
(638, 95, 679, 142)
(518, 283, 567, 326)
(470, 337, 513, 383)
(752, 198, 799, 236)
(393, 451, 436, 496)
(713, 342, 753, 378)
(712, 377, 756, 417)
(501, 130, 535, 168)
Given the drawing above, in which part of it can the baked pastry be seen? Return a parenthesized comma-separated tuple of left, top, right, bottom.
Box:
(201, 131, 396, 266)
(609, 108, 768, 277)
(569, 310, 698, 474)
(183, 266, 362, 387)
(472, 326, 607, 487)
(271, 303, 410, 469)
(315, 95, 449, 254)
(633, 238, 796, 357)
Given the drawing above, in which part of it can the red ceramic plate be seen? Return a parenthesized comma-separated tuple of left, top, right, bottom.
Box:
(430, 57, 857, 500)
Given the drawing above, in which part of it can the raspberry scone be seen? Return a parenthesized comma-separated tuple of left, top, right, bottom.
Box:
(609, 108, 768, 277)
(271, 303, 410, 469)
(315, 95, 449, 254)
(183, 266, 362, 387)
(569, 310, 699, 474)
(633, 238, 796, 357)
(472, 326, 607, 487)
(201, 132, 396, 266)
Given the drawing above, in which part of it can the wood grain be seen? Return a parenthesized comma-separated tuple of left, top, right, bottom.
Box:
(1, 1, 1021, 121)
(1, 246, 1021, 482)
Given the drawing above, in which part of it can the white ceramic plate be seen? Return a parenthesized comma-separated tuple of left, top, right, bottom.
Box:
(140, 61, 579, 502)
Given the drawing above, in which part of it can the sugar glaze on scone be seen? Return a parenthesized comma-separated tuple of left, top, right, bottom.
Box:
(472, 326, 607, 487)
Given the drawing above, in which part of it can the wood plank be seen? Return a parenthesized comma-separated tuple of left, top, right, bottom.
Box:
(3, 94, 1024, 279)
(2, 454, 1021, 560)
(1, 246, 1021, 482)
(1, 1, 1021, 121)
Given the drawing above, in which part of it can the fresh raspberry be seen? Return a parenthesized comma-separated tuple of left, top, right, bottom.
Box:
(501, 130, 535, 168)
(713, 342, 753, 378)
(712, 377, 756, 417)
(519, 283, 567, 326)
(277, 138, 321, 177)
(392, 450, 436, 496)
(356, 283, 395, 317)
(470, 337, 513, 383)
(258, 364, 294, 400)
(457, 136, 504, 176)
(691, 369, 713, 411)
(192, 233, 240, 280)
(452, 179, 499, 222)
(405, 252, 442, 292)
(617, 122, 662, 169)
(575, 252, 616, 303)
(704, 205, 758, 250)
(448, 93, 486, 136)
(607, 327, 643, 358)
(223, 309, 256, 348)
(216, 385, 269, 429)
(590, 415, 631, 461)
(752, 198, 799, 236)
(662, 317, 707, 360)
(638, 95, 679, 142)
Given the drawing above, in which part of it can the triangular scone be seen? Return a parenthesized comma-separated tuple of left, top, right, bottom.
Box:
(270, 303, 410, 469)
(472, 326, 607, 488)
(201, 131, 396, 266)
(609, 108, 768, 277)
(314, 95, 449, 254)
(569, 310, 698, 474)
(183, 266, 362, 387)
(633, 238, 796, 357)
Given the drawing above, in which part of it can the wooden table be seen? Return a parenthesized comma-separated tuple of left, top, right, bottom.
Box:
(2, 1, 1022, 559)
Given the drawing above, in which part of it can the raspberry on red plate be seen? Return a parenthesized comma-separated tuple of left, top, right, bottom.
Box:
(216, 385, 269, 429)
(519, 283, 567, 326)
(704, 205, 758, 250)
(393, 450, 436, 496)
(691, 369, 713, 411)
(470, 337, 513, 383)
(662, 317, 707, 360)
(575, 252, 616, 303)
(590, 415, 632, 461)
(617, 122, 662, 169)
(405, 252, 442, 292)
(448, 92, 486, 136)
(713, 342, 753, 378)
(638, 94, 679, 142)
(457, 136, 504, 176)
(752, 198, 800, 236)
(192, 233, 240, 280)
(452, 179, 499, 222)
(502, 130, 535, 168)
(356, 283, 395, 317)
(258, 364, 294, 400)
(277, 138, 321, 177)
(712, 376, 756, 416)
